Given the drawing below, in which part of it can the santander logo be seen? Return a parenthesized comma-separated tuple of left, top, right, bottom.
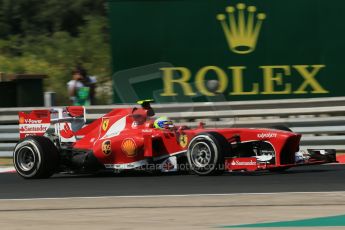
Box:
(231, 160, 256, 166)
(60, 122, 74, 138)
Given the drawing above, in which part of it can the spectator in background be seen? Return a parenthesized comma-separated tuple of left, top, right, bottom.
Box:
(67, 65, 97, 105)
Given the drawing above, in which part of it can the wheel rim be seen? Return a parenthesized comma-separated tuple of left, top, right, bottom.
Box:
(17, 146, 36, 171)
(190, 142, 212, 168)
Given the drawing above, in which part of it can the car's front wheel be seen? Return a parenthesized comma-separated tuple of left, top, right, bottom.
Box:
(13, 136, 59, 179)
(187, 132, 228, 176)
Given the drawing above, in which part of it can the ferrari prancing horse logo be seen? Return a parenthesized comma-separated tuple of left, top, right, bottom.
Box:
(102, 118, 110, 131)
(179, 134, 188, 148)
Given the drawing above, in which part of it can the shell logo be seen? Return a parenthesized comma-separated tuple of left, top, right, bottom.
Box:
(19, 116, 25, 124)
(121, 138, 137, 157)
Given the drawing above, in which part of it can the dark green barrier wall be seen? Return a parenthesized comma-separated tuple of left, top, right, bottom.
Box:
(109, 0, 344, 103)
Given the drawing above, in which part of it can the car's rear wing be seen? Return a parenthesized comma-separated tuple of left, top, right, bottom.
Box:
(19, 106, 86, 142)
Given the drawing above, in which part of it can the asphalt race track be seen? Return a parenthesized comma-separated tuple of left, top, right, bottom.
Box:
(0, 164, 345, 199)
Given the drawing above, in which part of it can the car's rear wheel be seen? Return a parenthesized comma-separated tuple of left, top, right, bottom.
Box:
(187, 132, 228, 176)
(13, 136, 59, 179)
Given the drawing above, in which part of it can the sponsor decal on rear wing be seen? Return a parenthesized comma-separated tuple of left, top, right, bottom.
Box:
(18, 106, 86, 140)
(18, 110, 51, 139)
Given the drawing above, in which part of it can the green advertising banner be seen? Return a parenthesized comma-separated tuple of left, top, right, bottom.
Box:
(109, 0, 344, 103)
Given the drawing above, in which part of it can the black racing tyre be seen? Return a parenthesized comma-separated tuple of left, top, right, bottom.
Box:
(13, 136, 59, 179)
(269, 125, 292, 132)
(187, 132, 228, 176)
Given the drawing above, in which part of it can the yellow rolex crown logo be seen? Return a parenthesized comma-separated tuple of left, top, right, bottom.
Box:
(217, 3, 266, 54)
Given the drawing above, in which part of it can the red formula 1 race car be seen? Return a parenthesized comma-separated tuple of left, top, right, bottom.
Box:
(13, 100, 336, 179)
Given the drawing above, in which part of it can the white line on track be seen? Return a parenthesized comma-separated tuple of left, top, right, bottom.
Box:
(1, 191, 345, 201)
(0, 167, 15, 173)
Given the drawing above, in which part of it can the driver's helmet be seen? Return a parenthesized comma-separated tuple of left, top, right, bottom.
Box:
(154, 116, 173, 129)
